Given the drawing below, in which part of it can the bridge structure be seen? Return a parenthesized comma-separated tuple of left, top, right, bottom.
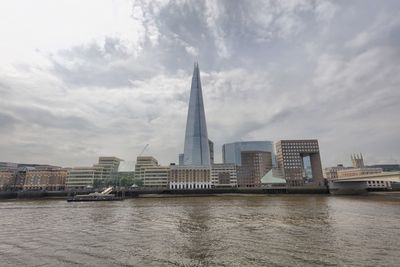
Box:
(328, 172, 400, 195)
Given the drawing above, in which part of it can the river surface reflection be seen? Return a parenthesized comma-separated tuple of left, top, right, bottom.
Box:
(0, 194, 399, 266)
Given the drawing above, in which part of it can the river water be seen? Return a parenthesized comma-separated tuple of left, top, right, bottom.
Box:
(0, 194, 399, 266)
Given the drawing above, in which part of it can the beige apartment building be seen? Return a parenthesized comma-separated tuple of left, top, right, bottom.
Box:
(66, 166, 104, 189)
(337, 167, 382, 178)
(325, 154, 382, 180)
(66, 156, 122, 189)
(23, 168, 68, 191)
(0, 170, 16, 191)
(134, 156, 170, 188)
(142, 166, 170, 188)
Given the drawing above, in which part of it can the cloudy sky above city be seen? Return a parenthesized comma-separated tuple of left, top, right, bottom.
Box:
(0, 0, 399, 167)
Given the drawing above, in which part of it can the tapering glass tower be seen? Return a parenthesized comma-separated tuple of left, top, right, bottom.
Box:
(183, 62, 211, 166)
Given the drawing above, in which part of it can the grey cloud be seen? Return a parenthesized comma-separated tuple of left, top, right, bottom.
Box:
(9, 106, 96, 131)
(50, 37, 163, 88)
(2, 0, 400, 167)
(0, 112, 19, 132)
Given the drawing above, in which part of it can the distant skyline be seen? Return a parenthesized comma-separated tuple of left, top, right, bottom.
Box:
(0, 0, 399, 167)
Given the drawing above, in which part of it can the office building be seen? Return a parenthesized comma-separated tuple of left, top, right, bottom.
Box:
(337, 167, 382, 178)
(66, 156, 122, 189)
(94, 156, 121, 180)
(368, 164, 400, 172)
(143, 166, 170, 188)
(66, 166, 104, 189)
(169, 165, 211, 189)
(134, 156, 170, 188)
(0, 170, 16, 191)
(222, 141, 275, 166)
(325, 155, 383, 180)
(178, 153, 184, 165)
(182, 62, 211, 166)
(324, 164, 347, 179)
(135, 156, 159, 180)
(209, 139, 214, 164)
(211, 163, 237, 187)
(172, 63, 213, 190)
(276, 140, 324, 187)
(0, 162, 18, 170)
(237, 151, 272, 187)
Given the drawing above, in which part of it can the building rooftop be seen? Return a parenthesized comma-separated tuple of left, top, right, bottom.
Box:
(261, 170, 286, 184)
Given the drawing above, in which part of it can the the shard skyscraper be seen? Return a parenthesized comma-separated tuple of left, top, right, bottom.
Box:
(182, 62, 211, 166)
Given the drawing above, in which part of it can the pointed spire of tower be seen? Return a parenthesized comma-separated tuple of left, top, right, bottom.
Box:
(183, 62, 210, 166)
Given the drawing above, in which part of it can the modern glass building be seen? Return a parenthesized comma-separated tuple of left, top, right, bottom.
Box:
(182, 62, 211, 166)
(222, 141, 275, 166)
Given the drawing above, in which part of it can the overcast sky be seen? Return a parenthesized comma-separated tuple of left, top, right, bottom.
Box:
(0, 0, 399, 168)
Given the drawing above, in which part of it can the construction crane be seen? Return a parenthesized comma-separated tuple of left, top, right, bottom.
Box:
(139, 144, 149, 156)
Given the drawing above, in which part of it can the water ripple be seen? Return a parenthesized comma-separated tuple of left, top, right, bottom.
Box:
(0, 195, 399, 266)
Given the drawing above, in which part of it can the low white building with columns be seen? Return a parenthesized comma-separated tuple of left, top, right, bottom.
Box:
(169, 165, 211, 189)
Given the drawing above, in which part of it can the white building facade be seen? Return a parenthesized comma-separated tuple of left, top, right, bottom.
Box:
(169, 165, 211, 189)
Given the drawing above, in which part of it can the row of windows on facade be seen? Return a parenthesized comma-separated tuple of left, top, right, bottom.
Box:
(367, 180, 389, 186)
(281, 142, 318, 147)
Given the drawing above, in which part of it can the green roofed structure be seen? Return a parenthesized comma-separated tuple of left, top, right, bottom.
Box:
(261, 169, 287, 187)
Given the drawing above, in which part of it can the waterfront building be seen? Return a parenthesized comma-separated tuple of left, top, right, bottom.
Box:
(0, 170, 16, 191)
(13, 167, 30, 190)
(173, 63, 213, 189)
(135, 156, 159, 180)
(209, 139, 214, 164)
(324, 164, 348, 179)
(237, 151, 272, 187)
(94, 156, 121, 180)
(325, 155, 383, 180)
(222, 141, 275, 166)
(66, 156, 122, 189)
(23, 167, 68, 191)
(143, 166, 170, 188)
(178, 153, 184, 165)
(368, 164, 400, 172)
(134, 156, 170, 188)
(337, 167, 382, 178)
(275, 140, 324, 187)
(261, 169, 287, 187)
(169, 165, 211, 189)
(0, 162, 18, 170)
(182, 62, 211, 166)
(211, 163, 237, 187)
(66, 166, 104, 189)
(179, 140, 214, 165)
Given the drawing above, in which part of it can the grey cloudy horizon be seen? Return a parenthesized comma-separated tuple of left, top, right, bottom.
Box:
(0, 0, 399, 168)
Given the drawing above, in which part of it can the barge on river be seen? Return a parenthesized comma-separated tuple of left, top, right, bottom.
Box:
(67, 187, 124, 202)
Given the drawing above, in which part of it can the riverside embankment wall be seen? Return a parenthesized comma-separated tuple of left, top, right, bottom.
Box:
(0, 187, 329, 199)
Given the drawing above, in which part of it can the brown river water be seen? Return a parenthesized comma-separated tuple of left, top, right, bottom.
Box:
(0, 194, 399, 266)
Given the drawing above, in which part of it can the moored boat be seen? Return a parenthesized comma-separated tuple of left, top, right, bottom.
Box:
(67, 187, 124, 202)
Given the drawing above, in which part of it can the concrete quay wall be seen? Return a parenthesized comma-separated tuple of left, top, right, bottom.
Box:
(0, 187, 329, 199)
